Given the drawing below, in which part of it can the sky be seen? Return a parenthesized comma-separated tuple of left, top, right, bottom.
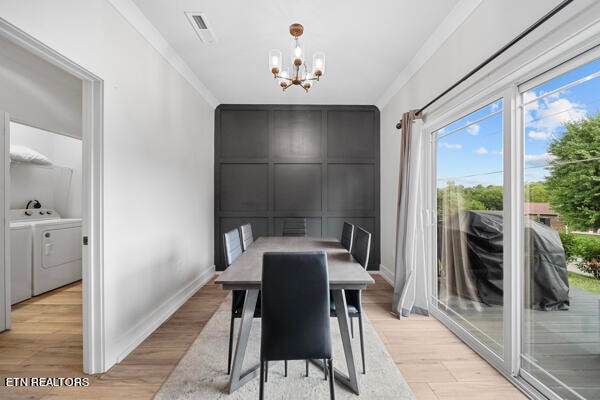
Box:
(437, 57, 600, 188)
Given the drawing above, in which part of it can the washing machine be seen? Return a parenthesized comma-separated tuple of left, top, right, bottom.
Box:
(9, 219, 32, 304)
(31, 215, 82, 296)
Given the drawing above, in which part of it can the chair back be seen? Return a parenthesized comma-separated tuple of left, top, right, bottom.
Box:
(351, 227, 371, 269)
(240, 223, 254, 251)
(261, 252, 331, 361)
(282, 218, 307, 237)
(341, 222, 354, 251)
(224, 228, 243, 266)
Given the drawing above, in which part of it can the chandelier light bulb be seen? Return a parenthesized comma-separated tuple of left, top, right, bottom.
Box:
(268, 49, 282, 76)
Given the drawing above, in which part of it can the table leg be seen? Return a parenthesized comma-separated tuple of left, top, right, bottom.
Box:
(228, 289, 259, 393)
(332, 289, 360, 395)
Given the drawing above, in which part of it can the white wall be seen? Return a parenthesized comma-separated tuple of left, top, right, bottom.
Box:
(0, 0, 215, 370)
(0, 34, 82, 138)
(379, 0, 600, 280)
(10, 122, 82, 217)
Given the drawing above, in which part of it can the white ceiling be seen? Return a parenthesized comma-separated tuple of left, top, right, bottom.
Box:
(129, 0, 464, 106)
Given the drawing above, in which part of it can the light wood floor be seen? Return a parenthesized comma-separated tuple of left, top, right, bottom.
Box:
(0, 275, 527, 399)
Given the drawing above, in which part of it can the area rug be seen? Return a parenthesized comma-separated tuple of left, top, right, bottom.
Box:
(155, 296, 414, 399)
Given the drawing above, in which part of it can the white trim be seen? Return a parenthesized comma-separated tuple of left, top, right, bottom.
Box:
(107, 0, 219, 109)
(1, 112, 9, 332)
(0, 17, 105, 374)
(375, 0, 482, 108)
(503, 84, 522, 376)
(82, 79, 105, 374)
(114, 265, 216, 364)
(378, 263, 395, 286)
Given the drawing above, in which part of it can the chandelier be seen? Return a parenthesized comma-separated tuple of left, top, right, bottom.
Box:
(268, 23, 325, 92)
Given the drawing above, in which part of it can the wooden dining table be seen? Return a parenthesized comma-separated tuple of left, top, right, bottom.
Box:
(215, 236, 374, 395)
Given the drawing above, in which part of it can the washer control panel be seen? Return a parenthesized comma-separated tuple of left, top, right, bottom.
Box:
(9, 209, 61, 222)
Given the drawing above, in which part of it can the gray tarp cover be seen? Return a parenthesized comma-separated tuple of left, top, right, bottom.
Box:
(440, 210, 570, 310)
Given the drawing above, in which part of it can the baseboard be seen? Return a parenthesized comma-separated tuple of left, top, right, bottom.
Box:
(113, 264, 216, 365)
(378, 263, 395, 286)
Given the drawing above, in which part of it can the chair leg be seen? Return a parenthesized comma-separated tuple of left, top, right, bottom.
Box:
(265, 361, 268, 382)
(350, 317, 354, 338)
(358, 313, 366, 374)
(328, 359, 335, 400)
(323, 359, 327, 380)
(305, 360, 309, 377)
(227, 314, 235, 375)
(284, 360, 288, 377)
(259, 361, 265, 400)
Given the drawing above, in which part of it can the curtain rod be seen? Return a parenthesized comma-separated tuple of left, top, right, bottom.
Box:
(396, 0, 574, 130)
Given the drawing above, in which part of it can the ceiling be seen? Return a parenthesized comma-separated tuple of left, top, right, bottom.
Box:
(130, 0, 464, 106)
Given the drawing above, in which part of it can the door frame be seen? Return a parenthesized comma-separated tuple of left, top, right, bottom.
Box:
(0, 18, 105, 373)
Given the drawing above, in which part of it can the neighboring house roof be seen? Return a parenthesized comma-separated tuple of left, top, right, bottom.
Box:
(525, 202, 557, 215)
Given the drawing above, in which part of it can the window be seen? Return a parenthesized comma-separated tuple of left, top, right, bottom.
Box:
(434, 99, 504, 357)
(521, 56, 600, 400)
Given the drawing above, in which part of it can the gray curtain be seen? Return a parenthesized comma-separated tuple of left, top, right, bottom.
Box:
(392, 110, 428, 317)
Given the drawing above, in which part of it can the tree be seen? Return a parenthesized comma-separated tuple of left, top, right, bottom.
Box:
(524, 182, 549, 202)
(546, 113, 600, 230)
(465, 185, 503, 210)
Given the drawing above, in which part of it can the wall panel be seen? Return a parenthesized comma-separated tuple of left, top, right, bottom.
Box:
(215, 105, 380, 269)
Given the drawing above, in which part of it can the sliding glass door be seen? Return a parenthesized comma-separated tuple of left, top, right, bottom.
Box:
(434, 100, 505, 357)
(430, 46, 600, 399)
(520, 55, 600, 400)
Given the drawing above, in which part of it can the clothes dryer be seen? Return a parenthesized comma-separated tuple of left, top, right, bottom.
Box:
(31, 217, 82, 296)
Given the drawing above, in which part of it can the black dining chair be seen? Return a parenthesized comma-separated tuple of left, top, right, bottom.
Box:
(282, 218, 307, 237)
(240, 223, 254, 251)
(341, 221, 354, 252)
(331, 226, 371, 374)
(260, 252, 335, 400)
(223, 228, 261, 375)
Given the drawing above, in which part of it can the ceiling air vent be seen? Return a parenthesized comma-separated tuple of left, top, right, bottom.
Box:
(185, 12, 217, 44)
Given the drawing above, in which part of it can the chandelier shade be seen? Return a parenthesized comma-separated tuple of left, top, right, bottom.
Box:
(269, 23, 324, 92)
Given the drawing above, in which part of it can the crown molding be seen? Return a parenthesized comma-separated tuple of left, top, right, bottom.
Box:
(375, 0, 482, 109)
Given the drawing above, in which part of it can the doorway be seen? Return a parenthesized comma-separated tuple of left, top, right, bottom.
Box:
(0, 19, 104, 373)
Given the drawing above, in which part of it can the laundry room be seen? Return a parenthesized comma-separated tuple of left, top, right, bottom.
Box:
(9, 121, 82, 305)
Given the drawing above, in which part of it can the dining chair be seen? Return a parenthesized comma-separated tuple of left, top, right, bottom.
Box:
(223, 228, 261, 375)
(240, 223, 254, 251)
(331, 226, 371, 374)
(260, 252, 335, 400)
(341, 221, 354, 252)
(282, 217, 307, 237)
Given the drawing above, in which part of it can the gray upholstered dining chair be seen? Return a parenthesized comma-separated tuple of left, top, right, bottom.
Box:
(260, 252, 335, 400)
(331, 226, 371, 374)
(341, 221, 354, 252)
(282, 218, 307, 237)
(223, 228, 261, 375)
(240, 223, 254, 251)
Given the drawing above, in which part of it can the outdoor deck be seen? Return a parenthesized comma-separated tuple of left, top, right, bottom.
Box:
(439, 286, 600, 399)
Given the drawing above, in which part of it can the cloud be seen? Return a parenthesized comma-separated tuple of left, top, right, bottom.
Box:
(475, 147, 488, 155)
(490, 101, 501, 112)
(492, 150, 503, 155)
(528, 130, 552, 140)
(524, 94, 587, 133)
(439, 142, 462, 149)
(467, 124, 480, 135)
(525, 152, 556, 167)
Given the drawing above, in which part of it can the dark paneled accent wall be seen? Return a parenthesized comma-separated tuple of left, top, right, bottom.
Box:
(215, 105, 380, 270)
